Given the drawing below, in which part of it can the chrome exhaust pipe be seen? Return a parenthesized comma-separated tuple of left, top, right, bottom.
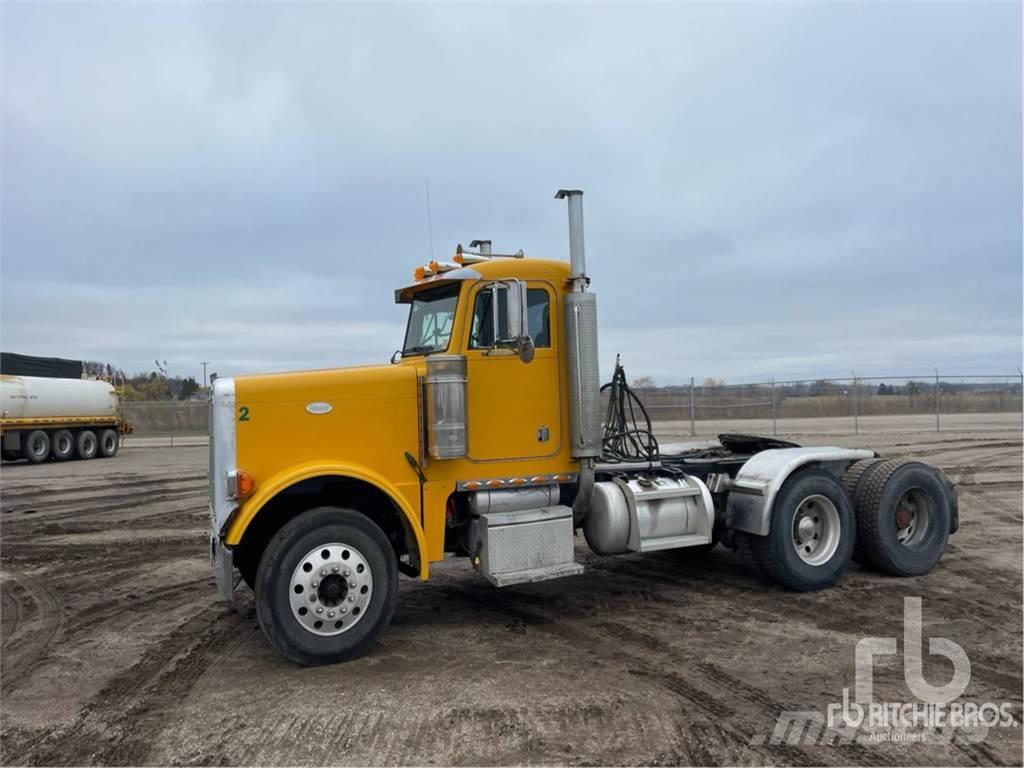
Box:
(556, 188, 601, 522)
(555, 189, 587, 289)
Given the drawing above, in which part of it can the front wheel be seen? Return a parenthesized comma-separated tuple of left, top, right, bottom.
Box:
(750, 468, 855, 591)
(255, 506, 398, 666)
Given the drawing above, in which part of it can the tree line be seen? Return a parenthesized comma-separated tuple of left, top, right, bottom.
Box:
(83, 360, 203, 402)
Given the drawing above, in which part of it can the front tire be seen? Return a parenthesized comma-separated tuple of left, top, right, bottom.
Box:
(255, 506, 398, 666)
(750, 468, 855, 591)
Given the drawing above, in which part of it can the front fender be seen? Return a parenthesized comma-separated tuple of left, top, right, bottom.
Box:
(224, 460, 429, 580)
(726, 447, 875, 536)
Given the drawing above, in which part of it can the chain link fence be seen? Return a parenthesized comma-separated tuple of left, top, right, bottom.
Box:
(634, 373, 1023, 436)
(119, 372, 1023, 446)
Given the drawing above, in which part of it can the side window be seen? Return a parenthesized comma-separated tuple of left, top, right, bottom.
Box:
(527, 289, 550, 347)
(469, 287, 508, 349)
(469, 286, 551, 349)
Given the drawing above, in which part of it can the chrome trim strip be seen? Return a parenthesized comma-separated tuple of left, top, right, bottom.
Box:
(457, 473, 577, 491)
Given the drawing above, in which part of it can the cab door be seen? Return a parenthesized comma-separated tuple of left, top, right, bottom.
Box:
(463, 281, 561, 462)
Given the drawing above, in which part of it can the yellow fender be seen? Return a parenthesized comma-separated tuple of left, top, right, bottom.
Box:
(225, 460, 429, 580)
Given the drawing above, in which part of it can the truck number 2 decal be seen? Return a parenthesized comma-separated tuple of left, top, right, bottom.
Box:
(238, 406, 250, 422)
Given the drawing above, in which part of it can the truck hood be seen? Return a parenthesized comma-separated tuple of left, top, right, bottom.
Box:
(236, 363, 418, 405)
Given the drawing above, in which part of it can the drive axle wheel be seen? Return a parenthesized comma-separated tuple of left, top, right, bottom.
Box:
(841, 458, 886, 564)
(255, 506, 398, 666)
(853, 460, 953, 576)
(751, 468, 855, 591)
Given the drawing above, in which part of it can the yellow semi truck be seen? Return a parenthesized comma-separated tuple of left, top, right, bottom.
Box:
(209, 190, 958, 665)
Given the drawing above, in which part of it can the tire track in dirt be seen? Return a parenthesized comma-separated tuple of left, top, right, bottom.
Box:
(438, 582, 873, 767)
(0, 572, 64, 693)
(0, 577, 212, 695)
(10, 604, 236, 766)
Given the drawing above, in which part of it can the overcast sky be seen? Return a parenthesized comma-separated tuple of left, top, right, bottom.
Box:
(2, 2, 1021, 385)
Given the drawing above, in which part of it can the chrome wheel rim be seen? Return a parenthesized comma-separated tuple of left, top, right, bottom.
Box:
(56, 435, 71, 454)
(289, 543, 373, 636)
(791, 494, 841, 566)
(895, 488, 930, 547)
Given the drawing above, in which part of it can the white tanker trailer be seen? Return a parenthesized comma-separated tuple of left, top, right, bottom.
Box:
(1, 375, 129, 463)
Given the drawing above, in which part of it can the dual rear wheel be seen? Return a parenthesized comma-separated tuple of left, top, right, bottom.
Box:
(737, 461, 954, 590)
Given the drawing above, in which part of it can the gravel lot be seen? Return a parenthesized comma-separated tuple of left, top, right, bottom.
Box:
(1, 426, 1021, 766)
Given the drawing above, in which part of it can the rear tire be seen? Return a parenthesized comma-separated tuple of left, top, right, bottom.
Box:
(734, 531, 769, 579)
(51, 429, 75, 461)
(841, 458, 886, 564)
(76, 430, 98, 460)
(750, 468, 855, 591)
(22, 430, 50, 463)
(98, 429, 119, 458)
(255, 506, 398, 666)
(853, 460, 953, 576)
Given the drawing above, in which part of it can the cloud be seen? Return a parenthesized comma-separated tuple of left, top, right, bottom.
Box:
(2, 2, 1020, 383)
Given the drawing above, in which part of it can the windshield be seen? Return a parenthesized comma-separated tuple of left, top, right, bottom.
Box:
(402, 283, 460, 356)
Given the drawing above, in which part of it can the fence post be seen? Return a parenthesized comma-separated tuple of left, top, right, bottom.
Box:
(689, 377, 696, 437)
(934, 368, 940, 432)
(851, 371, 859, 435)
(770, 376, 777, 436)
(1019, 368, 1023, 435)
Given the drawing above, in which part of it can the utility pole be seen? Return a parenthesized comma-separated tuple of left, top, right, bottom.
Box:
(201, 361, 209, 390)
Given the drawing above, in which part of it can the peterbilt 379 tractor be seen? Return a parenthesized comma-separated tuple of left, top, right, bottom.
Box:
(208, 190, 957, 665)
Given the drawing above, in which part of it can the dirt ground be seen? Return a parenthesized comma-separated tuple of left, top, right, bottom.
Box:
(1, 428, 1021, 766)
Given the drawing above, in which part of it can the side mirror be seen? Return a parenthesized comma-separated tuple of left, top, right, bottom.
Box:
(516, 335, 535, 364)
(503, 279, 528, 341)
(481, 280, 534, 363)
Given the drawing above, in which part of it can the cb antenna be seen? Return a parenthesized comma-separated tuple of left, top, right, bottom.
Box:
(424, 178, 436, 261)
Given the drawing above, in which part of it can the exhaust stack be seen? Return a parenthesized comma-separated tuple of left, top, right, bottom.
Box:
(555, 189, 587, 288)
(556, 188, 602, 525)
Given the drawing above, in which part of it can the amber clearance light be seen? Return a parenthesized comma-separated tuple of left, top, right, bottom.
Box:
(227, 469, 256, 500)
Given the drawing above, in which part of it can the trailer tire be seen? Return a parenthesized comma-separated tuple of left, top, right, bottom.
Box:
(841, 458, 887, 564)
(98, 429, 119, 458)
(853, 459, 953, 577)
(51, 429, 75, 461)
(750, 468, 855, 591)
(22, 430, 50, 463)
(76, 430, 98, 460)
(255, 506, 398, 666)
